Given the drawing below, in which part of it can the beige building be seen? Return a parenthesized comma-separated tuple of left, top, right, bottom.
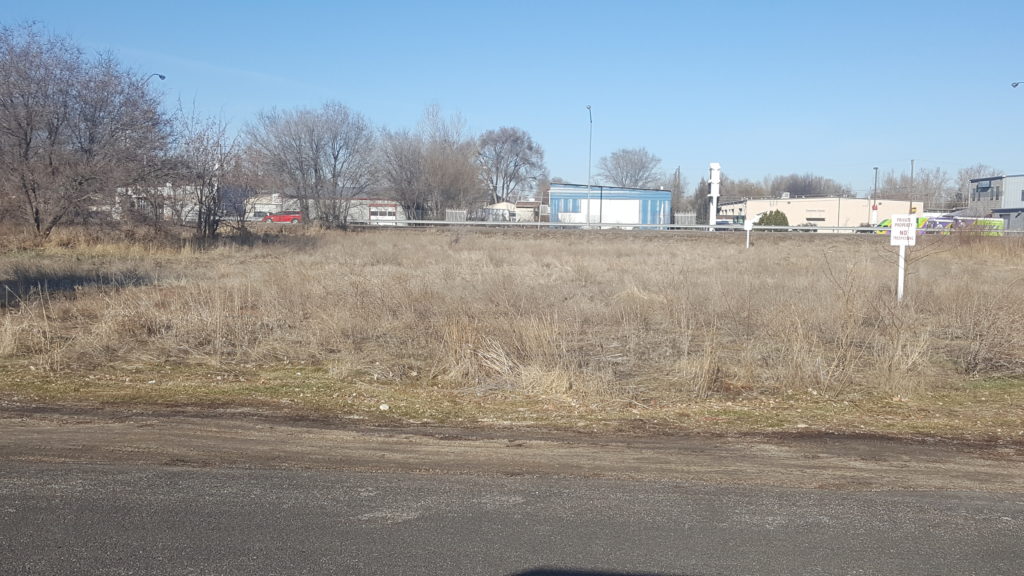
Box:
(718, 197, 925, 232)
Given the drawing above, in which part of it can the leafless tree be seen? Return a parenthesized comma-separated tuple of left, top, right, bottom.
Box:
(317, 102, 376, 225)
(957, 163, 1000, 207)
(170, 107, 235, 238)
(708, 172, 852, 203)
(420, 106, 484, 216)
(596, 147, 663, 188)
(692, 178, 709, 224)
(0, 23, 170, 236)
(534, 174, 552, 206)
(476, 126, 546, 204)
(244, 102, 376, 227)
(878, 167, 954, 208)
(877, 171, 911, 200)
(216, 143, 274, 224)
(720, 175, 769, 201)
(379, 128, 426, 218)
(380, 107, 501, 219)
(768, 173, 852, 198)
(661, 167, 690, 218)
(911, 167, 955, 210)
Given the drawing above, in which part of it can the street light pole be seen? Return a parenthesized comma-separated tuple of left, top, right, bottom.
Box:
(143, 73, 166, 86)
(870, 166, 880, 225)
(586, 105, 592, 228)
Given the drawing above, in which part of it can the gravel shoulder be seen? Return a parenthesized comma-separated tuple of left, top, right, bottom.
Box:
(2, 404, 1023, 493)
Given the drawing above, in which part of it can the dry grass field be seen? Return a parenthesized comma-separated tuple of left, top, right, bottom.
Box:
(1, 226, 1023, 441)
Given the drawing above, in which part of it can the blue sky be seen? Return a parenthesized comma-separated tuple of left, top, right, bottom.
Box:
(6, 0, 1024, 195)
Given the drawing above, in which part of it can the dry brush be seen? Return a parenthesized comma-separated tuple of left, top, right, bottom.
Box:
(2, 228, 1023, 405)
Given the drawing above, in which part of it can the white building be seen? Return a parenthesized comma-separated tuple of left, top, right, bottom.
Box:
(718, 197, 924, 232)
(244, 194, 408, 225)
(246, 193, 299, 217)
(115, 184, 204, 223)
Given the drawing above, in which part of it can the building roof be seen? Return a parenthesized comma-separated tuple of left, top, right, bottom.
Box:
(549, 182, 673, 194)
(969, 174, 1024, 183)
(720, 196, 915, 205)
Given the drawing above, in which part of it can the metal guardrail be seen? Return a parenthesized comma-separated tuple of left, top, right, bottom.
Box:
(352, 220, 1023, 235)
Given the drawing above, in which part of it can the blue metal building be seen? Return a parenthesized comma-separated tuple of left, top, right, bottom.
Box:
(548, 183, 672, 228)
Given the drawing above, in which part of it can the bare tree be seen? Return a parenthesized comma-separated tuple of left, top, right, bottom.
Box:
(476, 126, 546, 204)
(692, 178, 709, 224)
(878, 167, 954, 209)
(877, 170, 911, 200)
(244, 102, 376, 227)
(419, 106, 483, 217)
(0, 24, 169, 236)
(705, 172, 850, 203)
(957, 163, 1000, 208)
(171, 107, 234, 239)
(316, 102, 376, 225)
(596, 147, 663, 188)
(379, 128, 426, 219)
(219, 142, 276, 224)
(661, 167, 690, 220)
(910, 167, 955, 210)
(721, 175, 769, 201)
(245, 109, 315, 219)
(768, 173, 852, 198)
(380, 106, 482, 220)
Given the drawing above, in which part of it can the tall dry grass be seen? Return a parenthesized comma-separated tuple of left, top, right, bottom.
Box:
(2, 227, 1023, 402)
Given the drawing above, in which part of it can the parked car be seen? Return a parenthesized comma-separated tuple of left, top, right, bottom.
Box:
(262, 211, 302, 224)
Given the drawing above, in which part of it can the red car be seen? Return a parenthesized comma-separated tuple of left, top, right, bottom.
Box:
(262, 211, 302, 224)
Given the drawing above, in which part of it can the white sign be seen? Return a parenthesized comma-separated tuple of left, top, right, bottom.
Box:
(890, 214, 916, 247)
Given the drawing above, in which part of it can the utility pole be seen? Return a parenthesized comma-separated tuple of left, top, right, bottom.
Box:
(910, 159, 915, 212)
(586, 105, 592, 227)
(871, 166, 879, 225)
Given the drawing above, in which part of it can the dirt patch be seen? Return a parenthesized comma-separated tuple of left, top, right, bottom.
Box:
(2, 404, 1023, 493)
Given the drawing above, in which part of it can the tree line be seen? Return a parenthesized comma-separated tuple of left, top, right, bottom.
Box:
(0, 24, 553, 238)
(0, 24, 1002, 238)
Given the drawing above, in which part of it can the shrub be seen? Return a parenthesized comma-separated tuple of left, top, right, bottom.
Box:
(756, 209, 789, 227)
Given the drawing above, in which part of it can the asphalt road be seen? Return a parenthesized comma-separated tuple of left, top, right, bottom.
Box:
(2, 461, 1022, 576)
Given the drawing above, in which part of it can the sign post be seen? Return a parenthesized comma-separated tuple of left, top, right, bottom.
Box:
(889, 214, 916, 302)
(744, 216, 754, 248)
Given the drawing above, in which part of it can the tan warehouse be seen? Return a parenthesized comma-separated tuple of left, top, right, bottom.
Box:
(718, 197, 925, 232)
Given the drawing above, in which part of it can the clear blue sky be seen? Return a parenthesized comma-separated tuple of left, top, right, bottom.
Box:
(6, 0, 1024, 195)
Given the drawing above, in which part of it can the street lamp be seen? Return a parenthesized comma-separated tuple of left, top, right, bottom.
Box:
(871, 166, 880, 226)
(1012, 82, 1023, 88)
(586, 105, 592, 228)
(143, 73, 166, 86)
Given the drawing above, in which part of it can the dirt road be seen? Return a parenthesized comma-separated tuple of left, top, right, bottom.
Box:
(2, 405, 1023, 493)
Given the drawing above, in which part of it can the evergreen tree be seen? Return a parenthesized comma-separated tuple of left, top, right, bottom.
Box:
(756, 209, 789, 228)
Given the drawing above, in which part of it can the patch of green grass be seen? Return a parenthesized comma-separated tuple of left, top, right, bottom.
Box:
(2, 361, 1023, 443)
(963, 377, 1024, 392)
